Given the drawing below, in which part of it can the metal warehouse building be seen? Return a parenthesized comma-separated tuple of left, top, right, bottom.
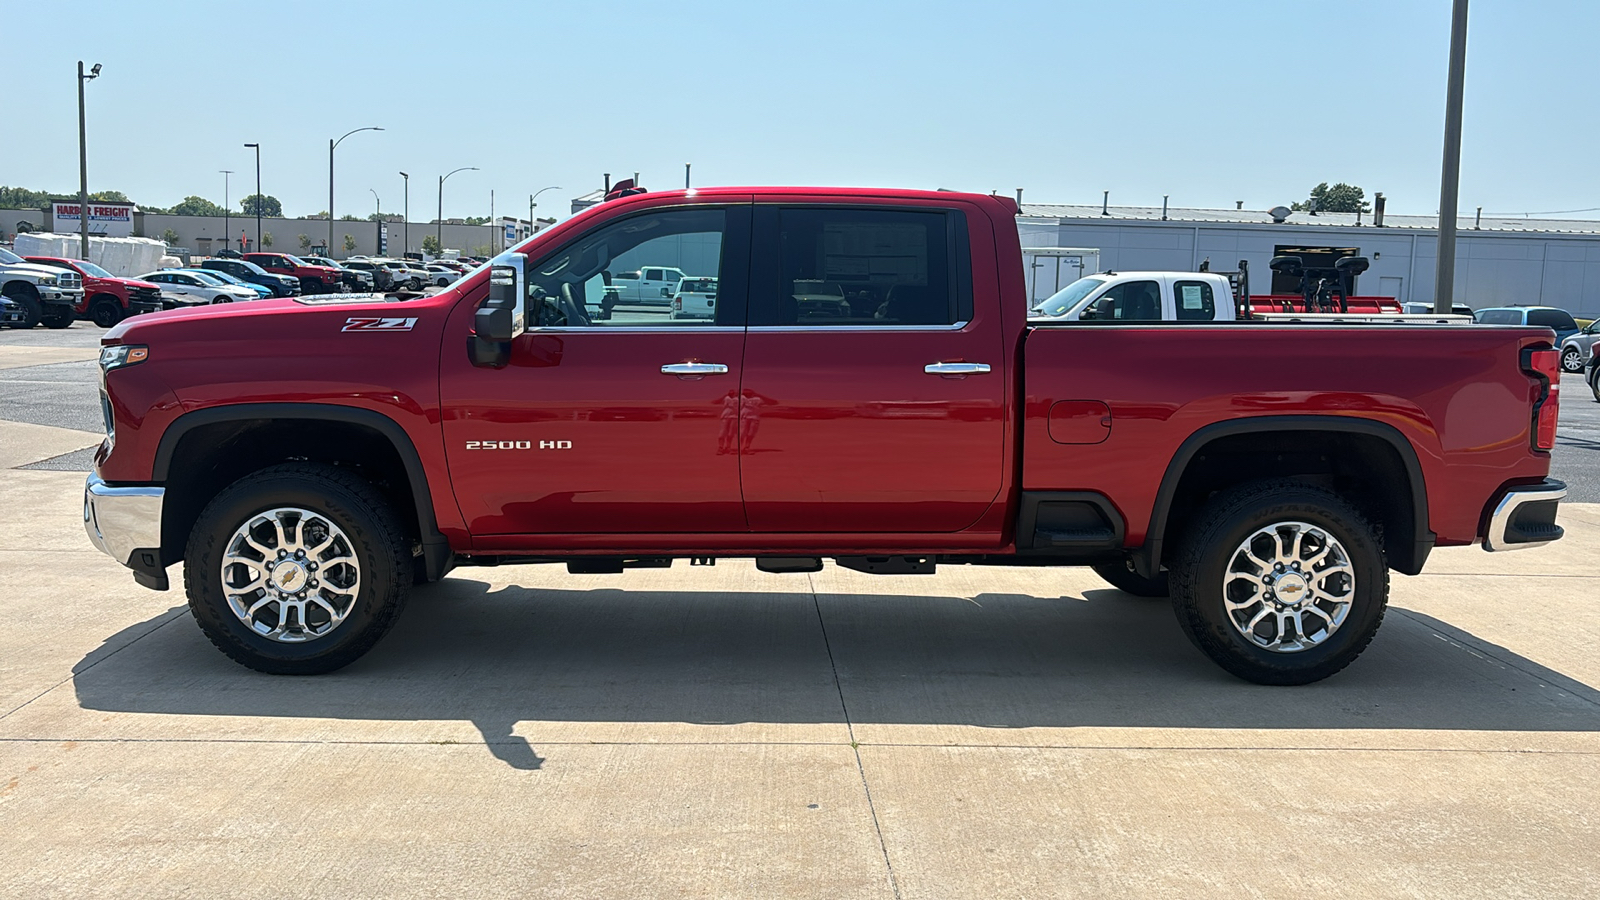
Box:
(1017, 203, 1600, 318)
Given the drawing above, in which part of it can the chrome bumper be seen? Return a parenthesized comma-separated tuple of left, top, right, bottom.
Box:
(1484, 480, 1567, 551)
(84, 473, 164, 568)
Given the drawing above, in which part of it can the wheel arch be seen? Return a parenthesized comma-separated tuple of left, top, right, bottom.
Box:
(1134, 415, 1432, 579)
(153, 403, 451, 581)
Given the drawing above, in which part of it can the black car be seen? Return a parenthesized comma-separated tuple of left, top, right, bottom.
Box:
(199, 258, 300, 298)
(301, 256, 375, 292)
(337, 259, 396, 291)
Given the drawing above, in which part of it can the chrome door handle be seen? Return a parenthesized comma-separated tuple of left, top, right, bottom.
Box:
(924, 361, 991, 376)
(661, 362, 729, 377)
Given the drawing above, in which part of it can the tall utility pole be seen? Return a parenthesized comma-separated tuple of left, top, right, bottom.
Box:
(490, 189, 496, 253)
(437, 166, 478, 251)
(220, 170, 233, 248)
(243, 143, 261, 251)
(329, 127, 383, 257)
(1433, 0, 1470, 314)
(685, 163, 691, 189)
(77, 61, 102, 260)
(399, 172, 409, 256)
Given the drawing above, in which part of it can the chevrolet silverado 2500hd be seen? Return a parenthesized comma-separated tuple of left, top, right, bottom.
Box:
(83, 186, 1567, 684)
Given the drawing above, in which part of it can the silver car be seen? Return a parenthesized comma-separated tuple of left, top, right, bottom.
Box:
(1560, 319, 1600, 373)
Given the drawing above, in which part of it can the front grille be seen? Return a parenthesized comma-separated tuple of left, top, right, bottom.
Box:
(57, 272, 81, 287)
(130, 286, 162, 303)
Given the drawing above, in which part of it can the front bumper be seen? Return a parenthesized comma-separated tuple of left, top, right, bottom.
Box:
(84, 472, 167, 589)
(128, 299, 163, 316)
(1483, 479, 1567, 551)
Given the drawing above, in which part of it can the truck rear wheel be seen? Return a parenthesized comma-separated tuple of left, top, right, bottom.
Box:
(1168, 479, 1387, 685)
(3, 285, 42, 328)
(183, 463, 412, 675)
(1091, 559, 1169, 597)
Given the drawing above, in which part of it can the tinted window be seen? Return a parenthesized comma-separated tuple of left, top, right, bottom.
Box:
(523, 206, 740, 328)
(1475, 309, 1522, 325)
(1082, 280, 1162, 321)
(1172, 280, 1216, 321)
(1527, 309, 1577, 330)
(753, 207, 963, 326)
(644, 269, 664, 281)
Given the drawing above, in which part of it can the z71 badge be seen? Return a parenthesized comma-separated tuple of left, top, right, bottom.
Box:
(342, 316, 418, 332)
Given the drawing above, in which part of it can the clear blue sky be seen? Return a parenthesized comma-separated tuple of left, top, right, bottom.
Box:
(4, 0, 1594, 221)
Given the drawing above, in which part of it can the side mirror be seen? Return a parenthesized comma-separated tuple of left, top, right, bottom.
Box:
(470, 253, 526, 369)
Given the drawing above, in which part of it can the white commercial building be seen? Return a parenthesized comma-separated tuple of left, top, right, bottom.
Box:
(1018, 202, 1600, 318)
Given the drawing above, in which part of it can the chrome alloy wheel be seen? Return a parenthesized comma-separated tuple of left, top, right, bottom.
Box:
(1222, 521, 1354, 653)
(220, 507, 362, 643)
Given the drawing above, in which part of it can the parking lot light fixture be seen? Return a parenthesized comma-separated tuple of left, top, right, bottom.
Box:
(244, 143, 261, 251)
(529, 186, 560, 243)
(330, 127, 383, 257)
(77, 61, 102, 260)
(438, 167, 479, 252)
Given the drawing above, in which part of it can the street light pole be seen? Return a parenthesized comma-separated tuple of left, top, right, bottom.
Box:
(77, 61, 102, 260)
(243, 143, 261, 251)
(329, 126, 383, 258)
(399, 172, 409, 256)
(1433, 0, 1470, 314)
(529, 185, 560, 243)
(437, 166, 478, 252)
(220, 170, 233, 249)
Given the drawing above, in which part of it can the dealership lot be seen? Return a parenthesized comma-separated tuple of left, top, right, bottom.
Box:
(3, 325, 1599, 898)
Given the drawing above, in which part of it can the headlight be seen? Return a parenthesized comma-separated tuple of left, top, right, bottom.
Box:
(99, 344, 149, 374)
(39, 275, 58, 285)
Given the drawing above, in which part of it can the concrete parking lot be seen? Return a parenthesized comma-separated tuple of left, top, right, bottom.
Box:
(3, 322, 1598, 898)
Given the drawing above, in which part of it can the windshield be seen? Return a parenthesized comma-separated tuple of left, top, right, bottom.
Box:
(73, 261, 113, 278)
(186, 271, 229, 286)
(0, 247, 22, 265)
(283, 255, 310, 266)
(1475, 309, 1521, 325)
(1034, 276, 1107, 317)
(239, 261, 269, 275)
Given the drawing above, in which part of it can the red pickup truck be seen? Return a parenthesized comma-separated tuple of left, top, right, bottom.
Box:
(241, 252, 346, 295)
(24, 256, 165, 327)
(83, 186, 1567, 685)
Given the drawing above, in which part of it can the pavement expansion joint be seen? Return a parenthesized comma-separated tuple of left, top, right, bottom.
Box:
(0, 607, 187, 722)
(1392, 607, 1600, 710)
(809, 571, 904, 900)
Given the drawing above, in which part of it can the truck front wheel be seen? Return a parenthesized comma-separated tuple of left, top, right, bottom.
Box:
(1168, 480, 1388, 685)
(90, 297, 124, 328)
(3, 284, 42, 328)
(183, 463, 412, 675)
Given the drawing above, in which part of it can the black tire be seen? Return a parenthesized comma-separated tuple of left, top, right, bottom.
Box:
(1091, 559, 1169, 597)
(90, 297, 123, 328)
(1562, 347, 1584, 373)
(407, 277, 422, 291)
(183, 462, 412, 675)
(3, 285, 42, 328)
(1168, 479, 1388, 685)
(1590, 366, 1600, 402)
(299, 277, 321, 294)
(42, 306, 74, 329)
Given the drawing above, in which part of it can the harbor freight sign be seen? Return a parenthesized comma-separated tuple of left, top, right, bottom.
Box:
(50, 200, 135, 237)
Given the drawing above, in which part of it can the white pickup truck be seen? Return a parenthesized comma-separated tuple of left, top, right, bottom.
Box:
(0, 246, 84, 329)
(609, 265, 685, 305)
(1032, 271, 1237, 322)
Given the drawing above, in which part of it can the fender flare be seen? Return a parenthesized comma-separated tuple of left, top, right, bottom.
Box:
(153, 402, 450, 578)
(1133, 415, 1433, 578)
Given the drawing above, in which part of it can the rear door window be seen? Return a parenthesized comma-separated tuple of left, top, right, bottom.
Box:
(1172, 280, 1216, 321)
(750, 206, 970, 326)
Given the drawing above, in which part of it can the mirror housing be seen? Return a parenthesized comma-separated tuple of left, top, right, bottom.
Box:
(470, 253, 526, 369)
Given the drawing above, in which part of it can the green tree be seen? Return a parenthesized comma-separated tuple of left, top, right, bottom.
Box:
(262, 232, 274, 248)
(89, 190, 132, 204)
(240, 194, 282, 217)
(421, 234, 442, 255)
(298, 234, 311, 251)
(339, 214, 362, 222)
(463, 215, 490, 226)
(471, 244, 494, 257)
(0, 186, 53, 209)
(343, 234, 357, 254)
(160, 228, 180, 245)
(1292, 182, 1369, 214)
(171, 195, 226, 216)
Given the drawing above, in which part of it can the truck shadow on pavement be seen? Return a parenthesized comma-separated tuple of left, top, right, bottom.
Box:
(72, 576, 1600, 770)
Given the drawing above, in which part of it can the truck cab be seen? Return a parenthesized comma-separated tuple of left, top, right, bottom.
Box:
(610, 266, 686, 305)
(1032, 272, 1235, 322)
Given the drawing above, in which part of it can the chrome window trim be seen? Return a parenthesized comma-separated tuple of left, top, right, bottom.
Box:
(525, 321, 972, 334)
(745, 321, 971, 333)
